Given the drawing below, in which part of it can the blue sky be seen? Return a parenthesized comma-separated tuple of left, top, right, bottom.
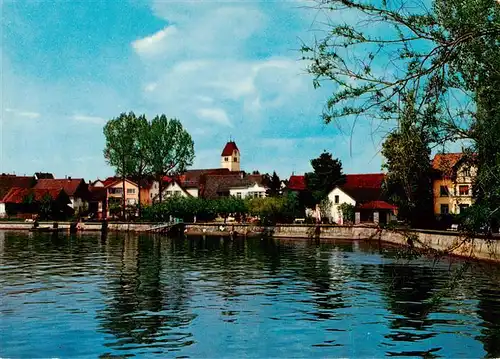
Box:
(1, 0, 392, 180)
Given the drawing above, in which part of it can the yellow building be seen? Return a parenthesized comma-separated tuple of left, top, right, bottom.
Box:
(432, 153, 476, 215)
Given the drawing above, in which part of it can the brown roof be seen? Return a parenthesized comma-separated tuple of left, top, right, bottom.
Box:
(34, 178, 87, 197)
(221, 141, 239, 156)
(0, 175, 36, 201)
(432, 153, 463, 173)
(2, 187, 70, 204)
(200, 173, 264, 199)
(88, 186, 107, 202)
(177, 168, 231, 188)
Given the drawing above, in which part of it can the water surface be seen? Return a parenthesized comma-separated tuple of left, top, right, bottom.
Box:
(1, 231, 500, 358)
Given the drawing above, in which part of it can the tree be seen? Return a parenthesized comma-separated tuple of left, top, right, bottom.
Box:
(301, 0, 500, 233)
(148, 115, 195, 204)
(305, 152, 345, 204)
(264, 172, 282, 197)
(129, 114, 150, 218)
(381, 92, 434, 227)
(104, 112, 138, 218)
(338, 203, 355, 224)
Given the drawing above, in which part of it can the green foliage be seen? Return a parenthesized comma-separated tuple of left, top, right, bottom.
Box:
(381, 92, 434, 227)
(302, 0, 500, 236)
(305, 152, 345, 204)
(104, 112, 195, 217)
(141, 193, 300, 225)
(22, 193, 35, 205)
(103, 112, 140, 218)
(338, 203, 355, 223)
(148, 115, 195, 203)
(264, 172, 282, 197)
(38, 193, 53, 220)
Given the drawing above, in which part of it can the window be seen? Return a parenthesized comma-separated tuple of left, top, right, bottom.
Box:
(127, 188, 135, 194)
(234, 157, 238, 162)
(236, 192, 242, 198)
(440, 204, 449, 214)
(109, 188, 122, 194)
(150, 193, 153, 198)
(459, 204, 469, 213)
(440, 186, 449, 197)
(224, 157, 228, 162)
(175, 190, 181, 196)
(459, 185, 469, 196)
(463, 168, 471, 177)
(334, 195, 340, 204)
(166, 190, 172, 196)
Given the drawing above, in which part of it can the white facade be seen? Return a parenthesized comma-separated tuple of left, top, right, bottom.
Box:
(229, 183, 267, 199)
(160, 182, 190, 200)
(325, 187, 356, 224)
(0, 203, 6, 218)
(70, 197, 87, 213)
(186, 188, 198, 197)
(148, 181, 160, 202)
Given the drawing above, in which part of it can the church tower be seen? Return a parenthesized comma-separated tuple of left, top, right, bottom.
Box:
(221, 141, 240, 172)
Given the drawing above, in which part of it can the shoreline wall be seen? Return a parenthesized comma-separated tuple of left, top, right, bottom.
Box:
(1, 221, 499, 262)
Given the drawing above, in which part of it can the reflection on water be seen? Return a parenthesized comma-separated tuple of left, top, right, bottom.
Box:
(1, 231, 500, 358)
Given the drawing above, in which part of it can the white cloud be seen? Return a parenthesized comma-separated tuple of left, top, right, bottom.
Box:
(196, 108, 232, 127)
(4, 108, 40, 119)
(132, 25, 178, 57)
(71, 114, 107, 124)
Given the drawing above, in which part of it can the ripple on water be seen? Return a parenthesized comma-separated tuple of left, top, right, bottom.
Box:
(0, 232, 500, 358)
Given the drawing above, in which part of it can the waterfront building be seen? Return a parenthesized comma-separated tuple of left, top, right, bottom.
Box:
(33, 178, 90, 214)
(0, 187, 71, 219)
(326, 173, 396, 225)
(432, 153, 476, 215)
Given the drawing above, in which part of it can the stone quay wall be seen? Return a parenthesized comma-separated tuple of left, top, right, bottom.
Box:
(1, 221, 499, 262)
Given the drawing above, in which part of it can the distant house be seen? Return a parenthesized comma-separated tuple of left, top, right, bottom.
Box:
(103, 178, 139, 217)
(326, 173, 396, 224)
(285, 175, 307, 193)
(431, 153, 476, 215)
(0, 187, 71, 219)
(34, 178, 90, 214)
(0, 175, 37, 217)
(200, 172, 267, 199)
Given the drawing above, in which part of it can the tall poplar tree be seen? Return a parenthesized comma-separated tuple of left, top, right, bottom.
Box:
(103, 112, 137, 218)
(148, 116, 195, 203)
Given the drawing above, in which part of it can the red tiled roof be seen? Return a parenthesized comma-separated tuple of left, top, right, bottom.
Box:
(34, 178, 85, 196)
(0, 175, 36, 200)
(102, 177, 119, 187)
(221, 141, 239, 156)
(343, 173, 385, 189)
(357, 200, 397, 210)
(287, 175, 306, 191)
(2, 187, 69, 204)
(339, 173, 387, 203)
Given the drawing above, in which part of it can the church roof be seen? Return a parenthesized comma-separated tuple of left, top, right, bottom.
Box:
(221, 141, 239, 156)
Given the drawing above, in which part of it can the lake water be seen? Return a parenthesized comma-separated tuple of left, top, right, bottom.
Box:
(1, 231, 500, 358)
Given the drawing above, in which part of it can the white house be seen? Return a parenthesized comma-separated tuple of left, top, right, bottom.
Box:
(156, 180, 192, 201)
(322, 173, 397, 225)
(326, 186, 356, 224)
(229, 182, 267, 199)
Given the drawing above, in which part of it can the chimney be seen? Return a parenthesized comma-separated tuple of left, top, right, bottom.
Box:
(68, 176, 71, 180)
